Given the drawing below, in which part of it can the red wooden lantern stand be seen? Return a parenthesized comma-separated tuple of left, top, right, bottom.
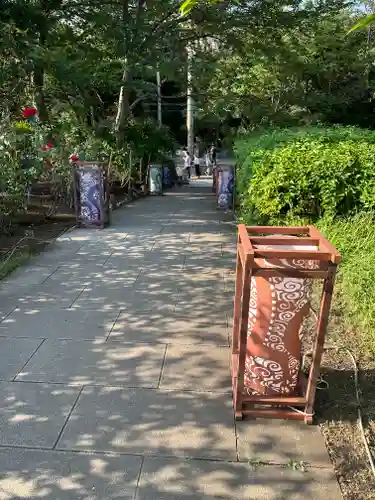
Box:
(232, 225, 340, 424)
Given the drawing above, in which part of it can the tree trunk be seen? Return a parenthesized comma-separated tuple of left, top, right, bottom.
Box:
(34, 26, 48, 122)
(115, 58, 131, 145)
(115, 0, 131, 146)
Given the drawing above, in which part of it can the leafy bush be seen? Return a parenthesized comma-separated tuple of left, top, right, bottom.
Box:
(234, 126, 375, 222)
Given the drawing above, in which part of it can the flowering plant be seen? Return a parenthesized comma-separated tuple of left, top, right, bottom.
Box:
(23, 107, 38, 120)
(70, 154, 79, 163)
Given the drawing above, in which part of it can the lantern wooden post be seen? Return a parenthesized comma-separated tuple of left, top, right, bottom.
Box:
(231, 224, 340, 424)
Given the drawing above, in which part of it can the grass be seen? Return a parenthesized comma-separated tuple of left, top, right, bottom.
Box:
(317, 212, 375, 358)
(0, 251, 32, 281)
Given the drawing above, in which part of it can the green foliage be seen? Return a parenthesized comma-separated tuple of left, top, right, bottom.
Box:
(348, 13, 375, 33)
(0, 116, 53, 216)
(199, 7, 375, 134)
(317, 212, 375, 356)
(235, 126, 375, 357)
(234, 126, 375, 223)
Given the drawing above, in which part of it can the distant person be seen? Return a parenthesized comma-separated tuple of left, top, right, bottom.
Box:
(183, 148, 191, 178)
(205, 150, 212, 175)
(194, 153, 201, 178)
(210, 144, 217, 167)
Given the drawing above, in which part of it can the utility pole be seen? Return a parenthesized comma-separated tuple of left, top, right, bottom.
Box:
(156, 69, 162, 127)
(186, 45, 194, 156)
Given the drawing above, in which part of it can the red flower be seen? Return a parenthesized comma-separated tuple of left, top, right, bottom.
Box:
(23, 107, 37, 119)
(40, 145, 48, 151)
(47, 142, 53, 149)
(70, 154, 79, 162)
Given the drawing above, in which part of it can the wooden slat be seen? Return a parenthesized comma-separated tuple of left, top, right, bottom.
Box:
(254, 249, 331, 260)
(251, 236, 320, 246)
(252, 268, 328, 279)
(235, 253, 253, 414)
(238, 224, 254, 255)
(242, 395, 306, 406)
(231, 353, 239, 374)
(238, 244, 246, 266)
(309, 226, 341, 264)
(231, 251, 243, 354)
(241, 407, 306, 421)
(304, 265, 337, 419)
(246, 226, 309, 235)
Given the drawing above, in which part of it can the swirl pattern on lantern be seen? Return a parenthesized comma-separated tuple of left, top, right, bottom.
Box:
(78, 170, 102, 221)
(244, 250, 319, 396)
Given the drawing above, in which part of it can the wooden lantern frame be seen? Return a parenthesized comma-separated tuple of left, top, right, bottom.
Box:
(72, 161, 110, 229)
(232, 224, 341, 424)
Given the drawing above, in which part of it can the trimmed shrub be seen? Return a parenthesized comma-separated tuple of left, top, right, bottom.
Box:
(234, 126, 375, 222)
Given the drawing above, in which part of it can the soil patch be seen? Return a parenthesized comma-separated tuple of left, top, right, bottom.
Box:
(304, 288, 375, 500)
(0, 211, 75, 280)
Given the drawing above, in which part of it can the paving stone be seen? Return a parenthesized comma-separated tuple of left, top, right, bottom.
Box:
(157, 224, 192, 236)
(153, 233, 190, 245)
(103, 258, 152, 272)
(14, 285, 85, 309)
(136, 265, 184, 280)
(29, 246, 85, 266)
(0, 338, 43, 380)
(45, 240, 85, 252)
(109, 310, 228, 345)
(175, 294, 233, 319)
(173, 271, 225, 295)
(71, 283, 139, 310)
(133, 273, 180, 295)
(189, 233, 232, 244)
(66, 251, 112, 267)
(0, 300, 16, 321)
(236, 419, 333, 466)
(0, 447, 142, 500)
(57, 387, 237, 459)
(136, 457, 342, 500)
(38, 249, 107, 267)
(0, 265, 57, 296)
(160, 345, 231, 392)
(102, 248, 156, 269)
(17, 340, 166, 388)
(57, 228, 128, 243)
(42, 265, 139, 287)
(184, 253, 235, 270)
(3, 276, 86, 309)
(0, 308, 118, 340)
(143, 251, 185, 266)
(0, 382, 80, 448)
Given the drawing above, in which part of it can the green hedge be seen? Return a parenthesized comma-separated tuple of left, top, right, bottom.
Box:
(234, 126, 375, 356)
(234, 126, 375, 222)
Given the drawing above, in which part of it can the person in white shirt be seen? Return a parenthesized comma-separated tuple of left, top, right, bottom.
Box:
(183, 148, 191, 178)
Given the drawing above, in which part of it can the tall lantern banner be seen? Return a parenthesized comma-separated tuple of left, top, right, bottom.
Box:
(72, 160, 111, 228)
(149, 164, 163, 195)
(216, 165, 235, 210)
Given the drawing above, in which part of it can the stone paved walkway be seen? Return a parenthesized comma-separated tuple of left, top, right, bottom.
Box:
(0, 179, 342, 499)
